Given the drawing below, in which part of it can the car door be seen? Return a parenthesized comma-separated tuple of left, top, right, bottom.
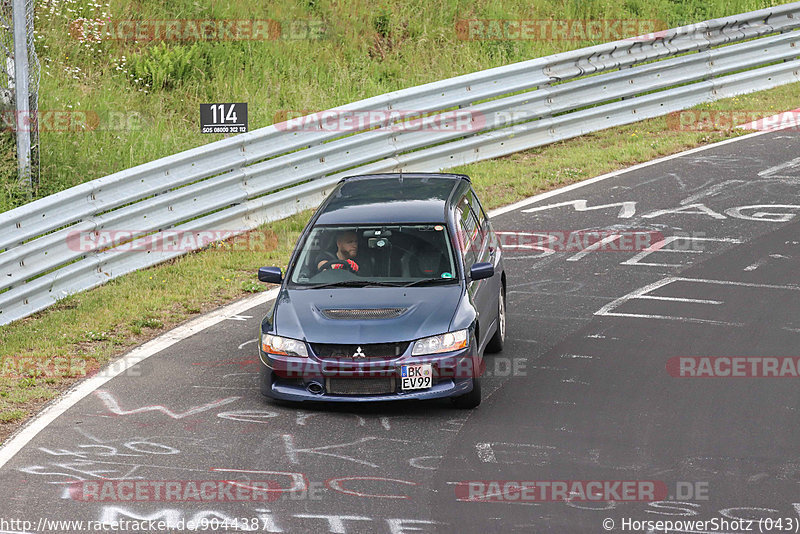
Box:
(468, 186, 502, 299)
(456, 193, 493, 351)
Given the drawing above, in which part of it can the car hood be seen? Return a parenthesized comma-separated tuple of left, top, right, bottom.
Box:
(273, 285, 463, 344)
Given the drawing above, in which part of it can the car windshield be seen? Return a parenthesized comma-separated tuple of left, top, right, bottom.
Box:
(288, 224, 459, 287)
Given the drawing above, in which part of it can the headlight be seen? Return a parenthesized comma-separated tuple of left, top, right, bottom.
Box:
(412, 329, 468, 355)
(262, 334, 308, 357)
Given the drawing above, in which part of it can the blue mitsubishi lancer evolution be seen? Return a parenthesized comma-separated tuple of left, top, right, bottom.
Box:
(255, 173, 505, 408)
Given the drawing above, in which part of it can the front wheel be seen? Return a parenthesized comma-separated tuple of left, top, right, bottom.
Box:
(485, 288, 506, 353)
(451, 378, 481, 409)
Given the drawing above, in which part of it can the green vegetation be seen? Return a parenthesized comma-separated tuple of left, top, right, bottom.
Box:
(0, 0, 794, 208)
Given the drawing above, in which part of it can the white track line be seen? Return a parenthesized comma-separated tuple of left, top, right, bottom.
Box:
(0, 288, 278, 469)
(0, 125, 788, 469)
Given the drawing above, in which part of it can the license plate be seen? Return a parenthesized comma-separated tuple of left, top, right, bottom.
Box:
(400, 364, 432, 391)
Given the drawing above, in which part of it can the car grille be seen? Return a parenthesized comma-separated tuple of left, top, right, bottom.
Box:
(310, 342, 409, 359)
(326, 377, 396, 395)
(320, 308, 407, 320)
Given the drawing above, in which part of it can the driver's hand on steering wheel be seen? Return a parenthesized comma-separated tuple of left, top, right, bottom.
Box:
(319, 259, 359, 272)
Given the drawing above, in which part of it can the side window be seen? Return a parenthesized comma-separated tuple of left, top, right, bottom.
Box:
(467, 187, 497, 254)
(456, 197, 481, 268)
(467, 188, 487, 232)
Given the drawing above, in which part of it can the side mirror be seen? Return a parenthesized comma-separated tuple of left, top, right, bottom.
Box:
(258, 266, 283, 284)
(469, 262, 494, 281)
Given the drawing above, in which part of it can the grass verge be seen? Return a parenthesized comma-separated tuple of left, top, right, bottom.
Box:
(1, 82, 798, 445)
(1, 0, 795, 209)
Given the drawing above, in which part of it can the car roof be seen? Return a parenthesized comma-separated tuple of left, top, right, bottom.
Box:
(314, 173, 469, 225)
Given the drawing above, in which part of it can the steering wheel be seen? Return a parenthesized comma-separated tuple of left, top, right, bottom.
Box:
(307, 265, 359, 283)
(319, 259, 359, 272)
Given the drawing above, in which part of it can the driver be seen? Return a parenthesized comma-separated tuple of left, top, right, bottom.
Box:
(316, 230, 370, 275)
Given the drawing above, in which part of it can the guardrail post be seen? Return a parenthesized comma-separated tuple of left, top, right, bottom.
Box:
(12, 0, 31, 187)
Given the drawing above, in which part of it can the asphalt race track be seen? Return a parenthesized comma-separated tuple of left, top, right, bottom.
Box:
(1, 129, 799, 533)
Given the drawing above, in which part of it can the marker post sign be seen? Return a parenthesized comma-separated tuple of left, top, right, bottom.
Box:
(200, 103, 248, 134)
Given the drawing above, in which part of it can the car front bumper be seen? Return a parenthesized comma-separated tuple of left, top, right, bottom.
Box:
(258, 346, 480, 403)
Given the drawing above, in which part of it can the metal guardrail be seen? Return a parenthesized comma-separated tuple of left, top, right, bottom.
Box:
(1, 4, 799, 325)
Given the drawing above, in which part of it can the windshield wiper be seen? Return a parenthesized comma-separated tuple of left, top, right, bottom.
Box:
(403, 278, 457, 287)
(301, 280, 405, 289)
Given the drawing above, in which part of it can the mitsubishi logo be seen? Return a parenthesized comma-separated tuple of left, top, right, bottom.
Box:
(352, 346, 366, 359)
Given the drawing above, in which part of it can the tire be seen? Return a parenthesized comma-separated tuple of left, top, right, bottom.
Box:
(485, 287, 506, 353)
(452, 377, 481, 409)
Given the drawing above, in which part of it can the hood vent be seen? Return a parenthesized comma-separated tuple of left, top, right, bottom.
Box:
(320, 307, 408, 320)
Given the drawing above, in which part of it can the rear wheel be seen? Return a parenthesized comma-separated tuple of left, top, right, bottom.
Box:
(485, 288, 506, 353)
(452, 378, 481, 409)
